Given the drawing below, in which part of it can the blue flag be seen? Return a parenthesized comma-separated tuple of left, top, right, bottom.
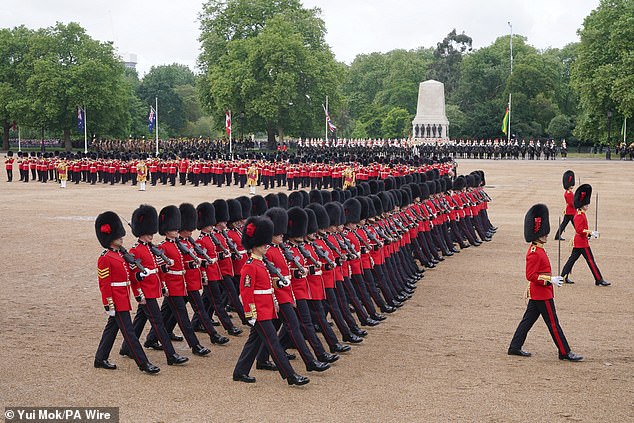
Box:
(77, 107, 85, 132)
(148, 106, 156, 133)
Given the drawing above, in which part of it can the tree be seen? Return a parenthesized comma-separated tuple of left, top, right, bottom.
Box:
(429, 29, 473, 99)
(572, 0, 634, 145)
(381, 107, 411, 139)
(548, 114, 574, 139)
(198, 0, 343, 144)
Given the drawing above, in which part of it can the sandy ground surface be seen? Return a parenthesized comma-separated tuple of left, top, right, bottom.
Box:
(0, 159, 632, 422)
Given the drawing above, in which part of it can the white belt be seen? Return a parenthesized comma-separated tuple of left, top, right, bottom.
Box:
(238, 250, 247, 254)
(209, 258, 218, 264)
(254, 288, 274, 295)
(110, 281, 130, 287)
(145, 268, 158, 275)
(167, 270, 185, 275)
(314, 270, 323, 276)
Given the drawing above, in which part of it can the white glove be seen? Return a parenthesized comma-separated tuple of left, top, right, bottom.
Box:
(591, 231, 600, 239)
(140, 268, 150, 278)
(107, 308, 116, 317)
(248, 318, 257, 327)
(551, 276, 564, 287)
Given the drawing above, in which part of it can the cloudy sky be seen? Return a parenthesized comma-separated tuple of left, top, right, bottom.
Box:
(1, 0, 600, 76)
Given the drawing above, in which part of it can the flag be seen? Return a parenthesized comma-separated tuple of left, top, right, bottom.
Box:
(225, 111, 231, 136)
(501, 107, 509, 135)
(148, 106, 156, 133)
(77, 107, 85, 132)
(622, 117, 627, 141)
(323, 104, 337, 133)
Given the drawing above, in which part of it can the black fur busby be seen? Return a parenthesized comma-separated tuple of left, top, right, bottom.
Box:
(357, 196, 370, 220)
(342, 189, 352, 200)
(7, 151, 13, 157)
(307, 203, 329, 230)
(366, 196, 377, 218)
(287, 207, 308, 238)
(227, 199, 243, 222)
(409, 183, 421, 200)
(300, 190, 310, 207)
(196, 202, 216, 230)
(179, 203, 197, 231)
(265, 207, 288, 235)
(369, 180, 379, 194)
(242, 216, 274, 250)
(131, 204, 158, 237)
(434, 179, 442, 194)
(471, 173, 481, 187)
(212, 199, 229, 222)
(452, 176, 466, 191)
(277, 192, 288, 210)
(425, 170, 435, 181)
(392, 190, 403, 208)
(524, 203, 550, 243)
(348, 186, 358, 197)
(95, 211, 126, 248)
(264, 193, 279, 209)
(343, 198, 362, 224)
(369, 195, 384, 215)
(288, 191, 304, 208)
(377, 180, 385, 192)
(420, 182, 430, 199)
(574, 184, 592, 209)
(465, 174, 475, 188)
(426, 181, 436, 196)
(378, 192, 391, 213)
(562, 170, 575, 190)
(359, 182, 371, 196)
(320, 190, 332, 204)
(237, 196, 252, 219)
(309, 189, 323, 204)
(305, 207, 319, 234)
(324, 202, 342, 227)
(250, 195, 268, 216)
(404, 174, 413, 185)
(159, 205, 181, 235)
(331, 189, 342, 203)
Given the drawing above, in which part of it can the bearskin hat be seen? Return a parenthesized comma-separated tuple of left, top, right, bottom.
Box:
(95, 211, 126, 248)
(343, 198, 362, 224)
(369, 180, 379, 194)
(159, 205, 181, 235)
(212, 199, 229, 222)
(264, 193, 279, 209)
(357, 196, 370, 220)
(131, 204, 158, 237)
(288, 191, 304, 208)
(300, 190, 310, 207)
(324, 202, 342, 227)
(452, 176, 466, 191)
(401, 189, 412, 207)
(179, 203, 197, 232)
(320, 190, 332, 204)
(227, 199, 243, 222)
(7, 151, 13, 157)
(524, 204, 550, 243)
(331, 189, 342, 203)
(287, 207, 308, 238)
(366, 196, 377, 218)
(426, 181, 436, 196)
(250, 195, 268, 216)
(348, 186, 358, 197)
(305, 208, 319, 234)
(242, 216, 274, 250)
(425, 170, 435, 181)
(359, 182, 371, 196)
(196, 202, 216, 229)
(465, 174, 475, 188)
(563, 170, 575, 190)
(378, 191, 391, 213)
(574, 184, 592, 209)
(277, 192, 288, 210)
(237, 196, 252, 219)
(265, 207, 288, 236)
(307, 203, 329, 230)
(309, 189, 323, 204)
(369, 195, 384, 215)
(342, 189, 352, 201)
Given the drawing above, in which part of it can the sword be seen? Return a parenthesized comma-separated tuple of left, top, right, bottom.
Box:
(595, 192, 598, 232)
(558, 216, 561, 277)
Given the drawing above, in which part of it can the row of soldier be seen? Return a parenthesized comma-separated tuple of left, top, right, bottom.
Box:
(94, 170, 496, 385)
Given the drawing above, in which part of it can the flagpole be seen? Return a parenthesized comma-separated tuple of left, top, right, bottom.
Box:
(18, 126, 21, 152)
(508, 93, 512, 143)
(83, 106, 88, 154)
(624, 117, 627, 143)
(229, 111, 232, 159)
(325, 96, 329, 145)
(155, 97, 159, 156)
(508, 21, 513, 144)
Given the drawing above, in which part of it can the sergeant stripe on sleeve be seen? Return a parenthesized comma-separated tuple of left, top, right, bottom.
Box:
(98, 268, 110, 279)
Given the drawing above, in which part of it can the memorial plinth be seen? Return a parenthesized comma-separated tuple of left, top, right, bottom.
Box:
(412, 80, 449, 143)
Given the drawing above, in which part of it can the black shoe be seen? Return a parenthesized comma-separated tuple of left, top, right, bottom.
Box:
(211, 319, 220, 327)
(507, 348, 532, 357)
(192, 345, 211, 356)
(343, 334, 364, 344)
(330, 343, 351, 353)
(436, 256, 445, 262)
(391, 301, 403, 308)
(371, 314, 386, 321)
(211, 334, 230, 345)
(143, 340, 163, 350)
(396, 295, 407, 303)
(139, 362, 160, 374)
(351, 327, 368, 337)
(119, 349, 132, 359)
(595, 280, 611, 286)
(306, 360, 330, 372)
(381, 305, 396, 314)
(94, 359, 117, 370)
(169, 333, 183, 342)
(316, 352, 339, 363)
(233, 374, 256, 383)
(286, 351, 296, 360)
(362, 319, 380, 327)
(167, 354, 189, 365)
(559, 352, 584, 361)
(228, 326, 243, 336)
(287, 374, 310, 386)
(256, 360, 278, 371)
(564, 275, 575, 284)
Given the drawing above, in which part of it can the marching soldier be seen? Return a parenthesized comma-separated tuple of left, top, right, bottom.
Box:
(554, 170, 575, 242)
(232, 215, 310, 385)
(94, 211, 161, 373)
(508, 204, 583, 361)
(5, 151, 14, 182)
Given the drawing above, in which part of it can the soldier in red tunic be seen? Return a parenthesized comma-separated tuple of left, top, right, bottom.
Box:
(94, 211, 160, 373)
(508, 204, 583, 361)
(5, 151, 14, 182)
(232, 216, 310, 385)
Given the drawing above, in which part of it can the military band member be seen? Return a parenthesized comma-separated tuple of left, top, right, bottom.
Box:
(247, 162, 259, 195)
(508, 204, 583, 361)
(554, 170, 575, 241)
(233, 216, 310, 385)
(57, 158, 68, 189)
(137, 160, 148, 191)
(561, 184, 610, 286)
(94, 211, 161, 373)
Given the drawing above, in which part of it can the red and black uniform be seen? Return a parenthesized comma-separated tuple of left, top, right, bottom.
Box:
(555, 188, 575, 240)
(95, 248, 151, 368)
(5, 156, 14, 182)
(509, 243, 572, 356)
(561, 210, 604, 283)
(213, 228, 247, 324)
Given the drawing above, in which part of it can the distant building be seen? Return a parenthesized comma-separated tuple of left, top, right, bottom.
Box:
(121, 52, 138, 70)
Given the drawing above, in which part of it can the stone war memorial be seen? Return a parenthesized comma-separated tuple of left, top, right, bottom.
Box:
(412, 80, 449, 144)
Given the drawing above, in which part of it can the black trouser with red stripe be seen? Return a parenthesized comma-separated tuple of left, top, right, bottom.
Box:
(222, 275, 247, 324)
(96, 311, 149, 367)
(193, 280, 236, 332)
(292, 299, 327, 357)
(308, 299, 341, 348)
(147, 296, 200, 348)
(509, 298, 570, 356)
(340, 277, 370, 325)
(234, 320, 295, 380)
(120, 298, 177, 360)
(561, 246, 603, 282)
(187, 289, 220, 338)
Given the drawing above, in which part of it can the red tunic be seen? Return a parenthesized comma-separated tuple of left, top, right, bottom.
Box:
(97, 249, 135, 312)
(180, 237, 202, 292)
(343, 229, 363, 275)
(266, 245, 295, 305)
(158, 239, 187, 297)
(197, 232, 222, 281)
(526, 243, 553, 301)
(287, 244, 311, 300)
(303, 243, 325, 300)
(240, 256, 277, 321)
(128, 241, 164, 299)
(228, 228, 248, 274)
(213, 229, 234, 277)
(564, 189, 575, 215)
(573, 211, 590, 248)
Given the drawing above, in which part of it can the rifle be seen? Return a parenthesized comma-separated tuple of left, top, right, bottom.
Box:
(361, 226, 383, 250)
(558, 216, 561, 276)
(148, 242, 174, 267)
(595, 192, 598, 232)
(296, 242, 321, 268)
(321, 234, 345, 258)
(263, 256, 288, 287)
(187, 236, 214, 263)
(280, 243, 307, 275)
(312, 241, 336, 268)
(335, 234, 359, 260)
(176, 238, 201, 265)
(206, 232, 231, 258)
(221, 229, 244, 260)
(119, 246, 147, 273)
